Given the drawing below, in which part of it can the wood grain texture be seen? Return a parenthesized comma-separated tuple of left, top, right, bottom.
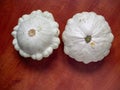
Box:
(0, 0, 120, 90)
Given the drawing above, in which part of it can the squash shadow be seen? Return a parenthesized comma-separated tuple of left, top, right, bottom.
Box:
(66, 56, 105, 73)
(19, 50, 58, 71)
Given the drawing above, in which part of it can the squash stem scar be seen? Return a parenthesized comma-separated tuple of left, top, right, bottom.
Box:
(28, 29, 36, 37)
(85, 35, 91, 43)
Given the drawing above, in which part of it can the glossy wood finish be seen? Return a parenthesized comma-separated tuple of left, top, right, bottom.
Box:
(0, 0, 120, 90)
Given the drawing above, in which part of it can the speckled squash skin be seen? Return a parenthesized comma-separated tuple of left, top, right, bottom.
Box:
(62, 12, 114, 64)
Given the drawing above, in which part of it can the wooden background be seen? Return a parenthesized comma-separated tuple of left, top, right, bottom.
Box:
(0, 0, 120, 90)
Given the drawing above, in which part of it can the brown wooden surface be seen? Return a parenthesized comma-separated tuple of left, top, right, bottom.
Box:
(0, 0, 120, 90)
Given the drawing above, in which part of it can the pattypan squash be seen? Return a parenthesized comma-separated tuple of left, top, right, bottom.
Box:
(12, 10, 60, 60)
(62, 12, 114, 64)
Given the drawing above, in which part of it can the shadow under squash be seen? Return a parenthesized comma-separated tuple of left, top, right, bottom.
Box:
(66, 56, 105, 74)
(19, 50, 58, 71)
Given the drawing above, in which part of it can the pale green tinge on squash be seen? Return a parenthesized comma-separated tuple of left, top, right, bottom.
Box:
(11, 10, 60, 60)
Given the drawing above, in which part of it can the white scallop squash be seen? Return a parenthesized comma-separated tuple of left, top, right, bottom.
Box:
(11, 10, 60, 60)
(62, 12, 114, 64)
